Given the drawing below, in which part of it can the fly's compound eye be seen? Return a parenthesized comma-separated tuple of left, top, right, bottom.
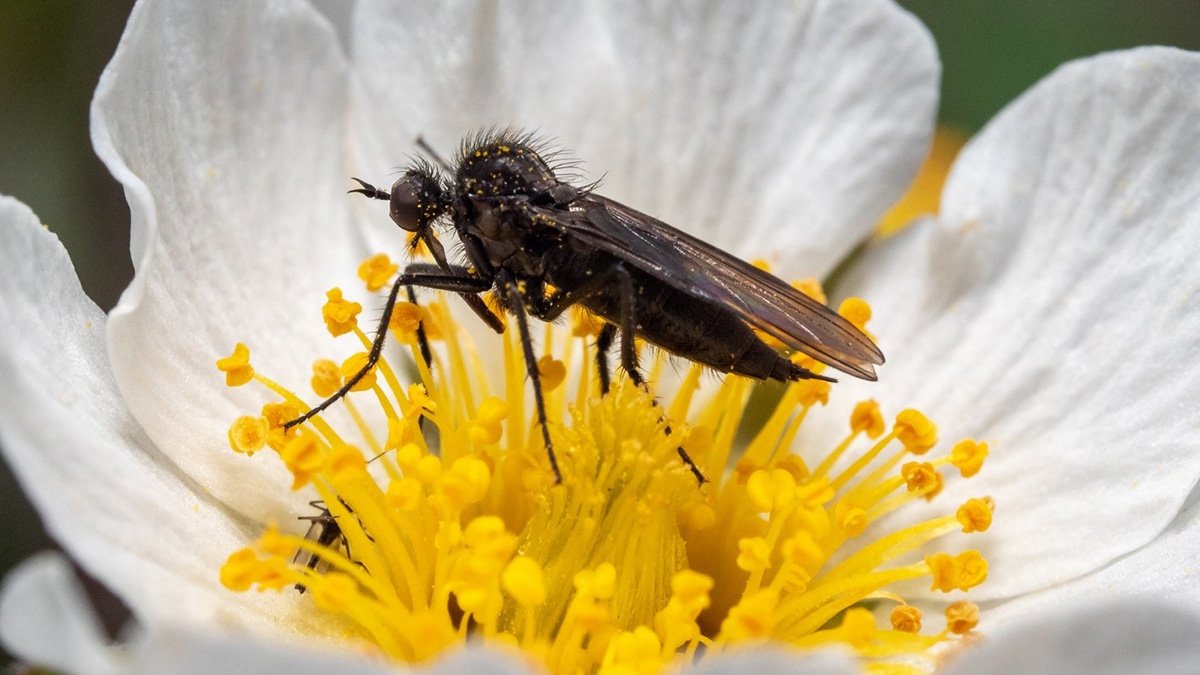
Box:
(388, 173, 444, 233)
(388, 176, 425, 232)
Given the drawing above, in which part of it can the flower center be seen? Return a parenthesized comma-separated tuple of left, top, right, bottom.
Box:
(217, 254, 991, 672)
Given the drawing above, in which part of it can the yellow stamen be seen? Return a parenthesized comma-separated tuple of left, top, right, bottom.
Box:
(790, 278, 827, 304)
(950, 439, 988, 478)
(876, 126, 968, 238)
(227, 415, 268, 455)
(838, 297, 873, 333)
(217, 254, 994, 672)
(215, 342, 254, 386)
(358, 253, 399, 292)
(891, 605, 922, 633)
(944, 601, 980, 634)
(322, 287, 361, 336)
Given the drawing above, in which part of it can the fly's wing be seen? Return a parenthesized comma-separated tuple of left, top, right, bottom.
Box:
(559, 194, 884, 380)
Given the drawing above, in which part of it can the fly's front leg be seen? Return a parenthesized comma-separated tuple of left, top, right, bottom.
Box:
(284, 267, 493, 431)
(502, 273, 562, 483)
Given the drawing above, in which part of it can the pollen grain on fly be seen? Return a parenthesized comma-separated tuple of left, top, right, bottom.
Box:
(217, 257, 992, 672)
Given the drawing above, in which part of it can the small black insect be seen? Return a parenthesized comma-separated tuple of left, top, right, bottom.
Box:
(285, 129, 884, 483)
(292, 500, 348, 593)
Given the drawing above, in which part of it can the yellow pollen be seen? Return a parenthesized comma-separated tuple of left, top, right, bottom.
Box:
(944, 601, 980, 634)
(956, 497, 995, 533)
(387, 476, 423, 511)
(227, 415, 269, 455)
(438, 457, 491, 511)
(877, 126, 967, 238)
(751, 258, 772, 273)
(891, 605, 922, 633)
(790, 277, 826, 304)
(219, 271, 994, 672)
(340, 353, 376, 391)
(310, 359, 341, 397)
(571, 307, 606, 337)
(536, 355, 566, 391)
(601, 626, 665, 675)
(849, 399, 885, 439)
(736, 537, 772, 572)
(894, 408, 938, 454)
(279, 432, 321, 490)
(902, 461, 940, 495)
(503, 556, 547, 608)
(835, 501, 869, 537)
(792, 379, 831, 407)
(841, 608, 876, 647)
(310, 572, 357, 613)
(260, 401, 299, 431)
(261, 401, 299, 451)
(389, 302, 422, 335)
(837, 297, 872, 333)
(950, 439, 989, 478)
(215, 342, 254, 386)
(720, 589, 778, 641)
(781, 531, 823, 568)
(219, 549, 259, 592)
(322, 287, 361, 336)
(358, 253, 399, 292)
(327, 444, 366, 480)
(926, 551, 989, 592)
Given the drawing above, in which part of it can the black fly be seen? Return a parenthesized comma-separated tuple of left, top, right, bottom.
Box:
(284, 129, 884, 483)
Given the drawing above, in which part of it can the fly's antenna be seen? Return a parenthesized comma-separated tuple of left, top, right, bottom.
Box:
(415, 136, 453, 172)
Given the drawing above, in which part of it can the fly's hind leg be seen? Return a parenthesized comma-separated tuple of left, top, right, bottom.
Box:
(611, 265, 707, 485)
(595, 323, 617, 395)
(540, 261, 706, 485)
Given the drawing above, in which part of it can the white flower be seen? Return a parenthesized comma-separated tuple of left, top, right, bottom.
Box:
(0, 0, 1197, 672)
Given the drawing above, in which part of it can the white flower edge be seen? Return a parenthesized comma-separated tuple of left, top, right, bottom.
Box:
(0, 553, 120, 674)
(10, 548, 1199, 673)
(980, 489, 1200, 633)
(946, 597, 1200, 675)
(815, 47, 1200, 600)
(92, 0, 365, 523)
(0, 196, 362, 643)
(0, 552, 528, 674)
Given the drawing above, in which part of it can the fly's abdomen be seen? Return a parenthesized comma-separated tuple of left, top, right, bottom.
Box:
(582, 273, 796, 382)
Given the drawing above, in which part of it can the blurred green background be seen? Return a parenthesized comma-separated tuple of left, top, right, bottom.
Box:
(0, 0, 1198, 660)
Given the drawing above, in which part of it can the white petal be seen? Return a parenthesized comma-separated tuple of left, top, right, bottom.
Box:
(94, 0, 361, 520)
(424, 647, 537, 674)
(0, 553, 121, 674)
(684, 646, 857, 674)
(133, 632, 533, 675)
(0, 197, 326, 635)
(945, 598, 1200, 675)
(980, 489, 1200, 632)
(132, 626, 393, 675)
(349, 0, 938, 274)
(345, 0, 623, 252)
(821, 48, 1200, 599)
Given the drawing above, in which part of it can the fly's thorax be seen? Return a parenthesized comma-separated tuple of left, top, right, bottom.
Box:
(455, 140, 576, 206)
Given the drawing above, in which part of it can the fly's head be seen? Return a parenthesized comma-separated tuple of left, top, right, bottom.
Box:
(384, 163, 451, 261)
